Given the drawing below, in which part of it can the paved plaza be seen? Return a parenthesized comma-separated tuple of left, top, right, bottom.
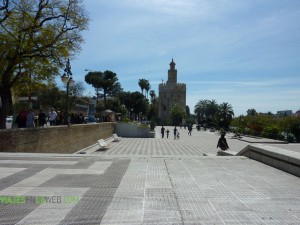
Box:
(0, 126, 300, 224)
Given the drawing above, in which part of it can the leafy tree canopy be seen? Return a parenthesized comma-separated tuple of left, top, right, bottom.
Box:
(0, 0, 89, 128)
(84, 70, 122, 108)
(170, 103, 186, 126)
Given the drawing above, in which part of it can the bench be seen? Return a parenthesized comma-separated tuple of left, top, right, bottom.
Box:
(97, 139, 109, 150)
(112, 133, 121, 142)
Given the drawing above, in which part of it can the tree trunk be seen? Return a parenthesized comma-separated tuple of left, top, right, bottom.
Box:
(103, 89, 107, 109)
(0, 86, 12, 129)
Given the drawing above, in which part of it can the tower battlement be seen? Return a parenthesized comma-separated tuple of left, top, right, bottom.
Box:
(158, 59, 187, 123)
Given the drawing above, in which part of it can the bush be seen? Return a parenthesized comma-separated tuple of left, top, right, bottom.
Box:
(286, 134, 295, 143)
(262, 125, 279, 139)
(121, 117, 130, 123)
(150, 119, 156, 131)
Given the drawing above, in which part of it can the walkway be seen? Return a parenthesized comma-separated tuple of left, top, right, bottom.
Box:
(0, 126, 299, 225)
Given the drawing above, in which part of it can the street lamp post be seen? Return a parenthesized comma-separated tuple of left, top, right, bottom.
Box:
(61, 58, 75, 125)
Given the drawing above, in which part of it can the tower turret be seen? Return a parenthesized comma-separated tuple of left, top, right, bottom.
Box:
(167, 58, 177, 84)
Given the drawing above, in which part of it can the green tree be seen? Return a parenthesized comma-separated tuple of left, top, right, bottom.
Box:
(130, 91, 148, 115)
(218, 102, 234, 129)
(84, 71, 103, 108)
(186, 105, 191, 117)
(0, 0, 89, 129)
(148, 90, 158, 120)
(117, 91, 148, 119)
(68, 81, 85, 112)
(85, 70, 121, 109)
(101, 70, 120, 108)
(169, 103, 186, 126)
(145, 80, 151, 99)
(194, 99, 208, 123)
(287, 117, 300, 142)
(247, 108, 257, 116)
(149, 90, 156, 101)
(138, 79, 147, 96)
(207, 99, 219, 120)
(0, 0, 10, 23)
(37, 81, 84, 113)
(37, 85, 65, 111)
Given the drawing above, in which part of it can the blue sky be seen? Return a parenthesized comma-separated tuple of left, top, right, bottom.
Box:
(66, 0, 300, 116)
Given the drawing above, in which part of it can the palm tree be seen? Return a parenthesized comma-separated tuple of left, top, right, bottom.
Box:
(206, 99, 219, 120)
(194, 99, 208, 123)
(218, 102, 234, 129)
(138, 79, 147, 96)
(149, 90, 156, 102)
(145, 81, 151, 98)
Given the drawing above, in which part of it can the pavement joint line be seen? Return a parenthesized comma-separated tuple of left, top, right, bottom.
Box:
(1, 126, 300, 224)
(163, 159, 184, 224)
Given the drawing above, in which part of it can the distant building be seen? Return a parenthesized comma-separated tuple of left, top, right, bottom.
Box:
(158, 59, 186, 123)
(295, 110, 300, 117)
(277, 110, 293, 117)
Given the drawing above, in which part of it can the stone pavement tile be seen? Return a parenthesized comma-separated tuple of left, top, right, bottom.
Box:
(216, 211, 267, 224)
(0, 160, 78, 165)
(113, 188, 144, 198)
(71, 196, 112, 210)
(242, 198, 300, 214)
(247, 211, 300, 224)
(0, 167, 27, 173)
(143, 210, 182, 224)
(100, 209, 143, 225)
(107, 196, 144, 210)
(144, 198, 179, 211)
(0, 202, 39, 225)
(84, 187, 117, 198)
(40, 174, 123, 188)
(177, 199, 217, 212)
(0, 186, 34, 196)
(16, 208, 75, 225)
(0, 165, 47, 191)
(207, 198, 250, 212)
(180, 209, 223, 224)
(145, 188, 175, 199)
(145, 180, 172, 189)
(116, 179, 146, 189)
(25, 187, 88, 198)
(60, 214, 106, 225)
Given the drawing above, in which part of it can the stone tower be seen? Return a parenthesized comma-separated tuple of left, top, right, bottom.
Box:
(158, 59, 186, 123)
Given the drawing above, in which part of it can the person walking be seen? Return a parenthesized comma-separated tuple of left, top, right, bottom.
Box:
(166, 129, 170, 139)
(217, 133, 229, 151)
(188, 124, 192, 135)
(16, 109, 27, 128)
(161, 126, 165, 138)
(173, 126, 178, 140)
(48, 107, 57, 126)
(38, 109, 47, 127)
(26, 109, 35, 128)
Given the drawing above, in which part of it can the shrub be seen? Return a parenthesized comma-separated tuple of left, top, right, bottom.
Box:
(121, 117, 130, 123)
(150, 119, 156, 131)
(262, 125, 279, 139)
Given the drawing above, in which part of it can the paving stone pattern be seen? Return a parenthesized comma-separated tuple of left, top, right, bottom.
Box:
(0, 127, 300, 224)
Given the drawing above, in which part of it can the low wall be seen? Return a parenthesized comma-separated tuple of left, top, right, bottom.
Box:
(238, 144, 300, 178)
(0, 123, 115, 154)
(116, 122, 153, 138)
(218, 144, 300, 178)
